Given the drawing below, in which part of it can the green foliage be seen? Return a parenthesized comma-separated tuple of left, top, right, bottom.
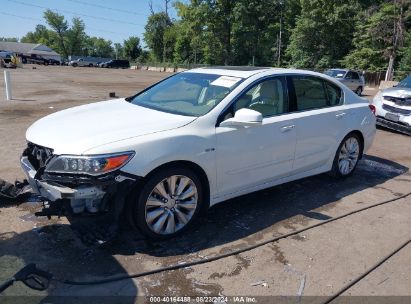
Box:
(144, 12, 173, 62)
(231, 0, 283, 66)
(19, 10, 132, 60)
(66, 18, 86, 56)
(123, 36, 142, 60)
(399, 33, 411, 73)
(43, 10, 69, 58)
(342, 1, 411, 71)
(21, 25, 53, 45)
(83, 37, 114, 58)
(286, 0, 360, 69)
(142, 0, 410, 73)
(15, 2, 411, 72)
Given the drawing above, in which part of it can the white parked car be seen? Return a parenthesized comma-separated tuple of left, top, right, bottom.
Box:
(21, 67, 376, 240)
(371, 75, 411, 135)
(69, 58, 97, 67)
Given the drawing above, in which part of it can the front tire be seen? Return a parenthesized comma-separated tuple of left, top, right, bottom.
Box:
(330, 133, 362, 178)
(132, 166, 204, 240)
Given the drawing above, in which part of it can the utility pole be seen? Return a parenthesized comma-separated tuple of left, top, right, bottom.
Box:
(162, 0, 171, 64)
(165, 0, 170, 18)
(278, 0, 283, 67)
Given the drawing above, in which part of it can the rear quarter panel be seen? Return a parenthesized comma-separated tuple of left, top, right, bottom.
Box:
(345, 102, 376, 153)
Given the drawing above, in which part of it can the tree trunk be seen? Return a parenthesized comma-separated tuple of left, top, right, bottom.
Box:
(385, 55, 395, 81)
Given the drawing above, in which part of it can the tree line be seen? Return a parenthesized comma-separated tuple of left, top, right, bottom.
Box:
(144, 0, 411, 74)
(1, 0, 410, 74)
(1, 10, 144, 61)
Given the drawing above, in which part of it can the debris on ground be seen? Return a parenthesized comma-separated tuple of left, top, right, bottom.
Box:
(297, 275, 306, 296)
(0, 178, 32, 203)
(250, 280, 268, 287)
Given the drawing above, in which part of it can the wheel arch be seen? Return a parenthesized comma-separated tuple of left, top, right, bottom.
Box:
(344, 130, 365, 159)
(143, 160, 211, 211)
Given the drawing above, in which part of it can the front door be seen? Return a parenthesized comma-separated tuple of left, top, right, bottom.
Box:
(215, 77, 297, 197)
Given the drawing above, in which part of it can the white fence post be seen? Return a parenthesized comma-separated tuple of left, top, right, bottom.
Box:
(4, 70, 12, 100)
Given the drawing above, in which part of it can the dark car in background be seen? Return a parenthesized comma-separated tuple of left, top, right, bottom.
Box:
(47, 58, 61, 65)
(99, 59, 130, 69)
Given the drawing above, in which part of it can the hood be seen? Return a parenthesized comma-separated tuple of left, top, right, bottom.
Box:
(26, 99, 196, 155)
(382, 87, 411, 98)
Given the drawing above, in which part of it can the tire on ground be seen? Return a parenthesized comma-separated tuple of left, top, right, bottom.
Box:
(131, 166, 204, 240)
(330, 132, 363, 179)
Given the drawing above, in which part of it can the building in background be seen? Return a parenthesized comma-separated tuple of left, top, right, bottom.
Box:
(0, 41, 61, 62)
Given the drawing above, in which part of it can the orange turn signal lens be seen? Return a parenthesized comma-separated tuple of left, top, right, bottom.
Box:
(103, 154, 132, 172)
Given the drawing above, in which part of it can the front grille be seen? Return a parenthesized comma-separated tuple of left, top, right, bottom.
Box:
(23, 142, 54, 170)
(382, 104, 411, 116)
(384, 96, 411, 106)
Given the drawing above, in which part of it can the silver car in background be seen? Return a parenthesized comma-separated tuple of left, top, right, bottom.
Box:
(371, 75, 411, 135)
(325, 69, 365, 96)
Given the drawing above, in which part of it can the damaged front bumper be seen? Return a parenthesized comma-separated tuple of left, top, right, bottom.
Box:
(20, 144, 141, 244)
(21, 156, 106, 202)
(20, 154, 139, 216)
(376, 117, 411, 136)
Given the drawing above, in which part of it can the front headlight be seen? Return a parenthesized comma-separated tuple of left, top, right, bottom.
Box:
(45, 152, 135, 175)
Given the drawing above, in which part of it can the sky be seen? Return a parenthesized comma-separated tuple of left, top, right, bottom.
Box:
(0, 0, 178, 45)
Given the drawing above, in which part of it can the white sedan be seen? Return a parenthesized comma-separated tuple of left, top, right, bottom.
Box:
(21, 67, 376, 240)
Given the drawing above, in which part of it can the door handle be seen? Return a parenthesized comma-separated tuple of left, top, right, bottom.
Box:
(281, 125, 295, 133)
(336, 113, 346, 119)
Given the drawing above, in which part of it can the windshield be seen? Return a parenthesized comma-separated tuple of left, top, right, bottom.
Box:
(130, 73, 243, 116)
(397, 76, 411, 88)
(325, 70, 346, 78)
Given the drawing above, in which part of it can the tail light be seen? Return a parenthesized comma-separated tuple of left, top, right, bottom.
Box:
(368, 104, 376, 115)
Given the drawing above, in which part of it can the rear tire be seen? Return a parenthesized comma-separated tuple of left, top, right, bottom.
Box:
(330, 133, 362, 178)
(131, 166, 204, 240)
(355, 86, 363, 96)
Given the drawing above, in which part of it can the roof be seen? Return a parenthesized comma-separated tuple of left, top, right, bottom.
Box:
(205, 66, 271, 71)
(0, 41, 60, 56)
(189, 66, 274, 78)
(187, 67, 355, 87)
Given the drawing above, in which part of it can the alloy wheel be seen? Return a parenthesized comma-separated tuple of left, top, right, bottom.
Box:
(144, 175, 198, 235)
(338, 137, 360, 175)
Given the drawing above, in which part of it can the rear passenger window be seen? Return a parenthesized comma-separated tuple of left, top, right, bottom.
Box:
(351, 72, 360, 79)
(324, 81, 343, 106)
(292, 76, 328, 111)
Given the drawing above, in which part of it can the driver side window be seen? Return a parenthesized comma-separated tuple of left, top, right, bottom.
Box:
(231, 77, 288, 118)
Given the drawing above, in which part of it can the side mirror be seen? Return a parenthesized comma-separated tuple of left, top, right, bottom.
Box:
(220, 108, 263, 127)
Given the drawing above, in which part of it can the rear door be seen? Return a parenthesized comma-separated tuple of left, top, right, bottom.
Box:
(342, 71, 359, 91)
(288, 75, 347, 174)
